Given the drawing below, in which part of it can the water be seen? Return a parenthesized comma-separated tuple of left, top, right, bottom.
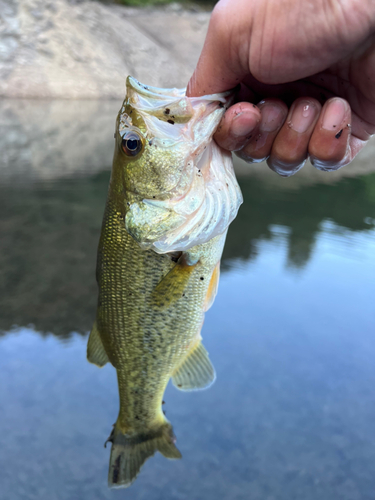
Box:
(1, 100, 375, 500)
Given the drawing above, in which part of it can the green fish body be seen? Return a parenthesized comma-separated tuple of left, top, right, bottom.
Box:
(87, 77, 242, 488)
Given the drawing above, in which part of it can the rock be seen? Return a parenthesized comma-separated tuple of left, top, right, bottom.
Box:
(0, 98, 119, 183)
(2, 0, 374, 187)
(0, 0, 210, 98)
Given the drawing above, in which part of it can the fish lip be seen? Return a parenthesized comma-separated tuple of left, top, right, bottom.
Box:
(127, 76, 235, 104)
(127, 76, 186, 100)
(121, 78, 242, 253)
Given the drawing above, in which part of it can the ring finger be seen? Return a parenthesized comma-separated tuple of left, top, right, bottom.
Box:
(267, 97, 321, 176)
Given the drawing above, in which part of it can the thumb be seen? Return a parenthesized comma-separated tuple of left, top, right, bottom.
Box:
(186, 0, 250, 97)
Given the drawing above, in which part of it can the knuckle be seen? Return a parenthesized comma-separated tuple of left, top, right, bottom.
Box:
(210, 3, 229, 31)
(310, 156, 347, 171)
(272, 136, 308, 165)
(294, 96, 321, 108)
(267, 156, 306, 177)
(235, 150, 267, 164)
(308, 131, 350, 163)
(308, 144, 346, 164)
(273, 146, 307, 164)
(309, 144, 352, 171)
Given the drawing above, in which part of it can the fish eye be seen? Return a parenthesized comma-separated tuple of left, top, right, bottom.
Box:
(121, 131, 143, 157)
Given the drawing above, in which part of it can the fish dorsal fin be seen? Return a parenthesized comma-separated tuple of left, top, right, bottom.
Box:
(172, 341, 216, 391)
(204, 261, 220, 312)
(87, 321, 109, 367)
(151, 257, 197, 308)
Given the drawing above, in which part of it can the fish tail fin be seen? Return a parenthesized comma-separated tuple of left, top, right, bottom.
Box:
(108, 421, 181, 489)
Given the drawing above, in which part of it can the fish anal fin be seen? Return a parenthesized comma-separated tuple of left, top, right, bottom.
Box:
(87, 321, 109, 367)
(108, 422, 181, 489)
(172, 341, 216, 391)
(151, 256, 197, 308)
(204, 261, 220, 312)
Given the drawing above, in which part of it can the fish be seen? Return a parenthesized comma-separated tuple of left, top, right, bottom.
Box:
(87, 76, 243, 488)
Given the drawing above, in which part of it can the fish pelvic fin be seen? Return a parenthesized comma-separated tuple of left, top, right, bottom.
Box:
(108, 422, 181, 489)
(87, 321, 109, 367)
(172, 341, 216, 391)
(151, 256, 197, 308)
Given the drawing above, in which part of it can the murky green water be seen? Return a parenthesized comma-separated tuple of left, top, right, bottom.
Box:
(1, 100, 375, 499)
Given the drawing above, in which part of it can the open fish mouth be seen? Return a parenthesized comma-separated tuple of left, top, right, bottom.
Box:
(122, 77, 243, 253)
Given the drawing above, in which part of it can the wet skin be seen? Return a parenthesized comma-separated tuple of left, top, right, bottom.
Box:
(187, 0, 375, 176)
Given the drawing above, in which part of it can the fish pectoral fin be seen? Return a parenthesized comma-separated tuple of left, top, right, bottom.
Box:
(204, 261, 221, 312)
(87, 321, 109, 367)
(172, 341, 216, 391)
(151, 256, 197, 308)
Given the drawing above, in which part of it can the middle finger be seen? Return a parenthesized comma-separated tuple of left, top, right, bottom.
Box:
(267, 97, 321, 176)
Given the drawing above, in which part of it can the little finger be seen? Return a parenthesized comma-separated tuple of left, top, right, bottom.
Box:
(309, 98, 351, 171)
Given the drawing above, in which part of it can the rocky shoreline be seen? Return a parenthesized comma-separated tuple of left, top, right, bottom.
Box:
(1, 0, 375, 183)
(0, 0, 210, 99)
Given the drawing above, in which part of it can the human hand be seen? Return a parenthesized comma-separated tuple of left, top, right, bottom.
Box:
(187, 0, 375, 176)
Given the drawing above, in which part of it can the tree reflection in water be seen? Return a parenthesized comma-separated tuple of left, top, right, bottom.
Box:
(224, 173, 375, 269)
(0, 170, 374, 337)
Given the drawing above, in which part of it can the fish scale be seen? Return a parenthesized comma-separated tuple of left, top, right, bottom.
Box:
(97, 192, 214, 424)
(87, 76, 242, 488)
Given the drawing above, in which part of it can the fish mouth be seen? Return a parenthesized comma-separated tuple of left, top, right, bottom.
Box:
(122, 77, 242, 254)
(127, 77, 186, 100)
(127, 76, 234, 102)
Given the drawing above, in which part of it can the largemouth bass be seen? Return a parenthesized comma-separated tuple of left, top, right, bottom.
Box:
(87, 77, 242, 488)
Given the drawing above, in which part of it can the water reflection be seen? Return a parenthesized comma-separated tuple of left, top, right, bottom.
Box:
(1, 168, 374, 337)
(224, 173, 375, 270)
(1, 100, 375, 499)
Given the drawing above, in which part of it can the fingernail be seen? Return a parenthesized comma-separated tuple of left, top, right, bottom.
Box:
(259, 104, 285, 132)
(290, 100, 318, 133)
(322, 98, 350, 131)
(231, 111, 259, 137)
